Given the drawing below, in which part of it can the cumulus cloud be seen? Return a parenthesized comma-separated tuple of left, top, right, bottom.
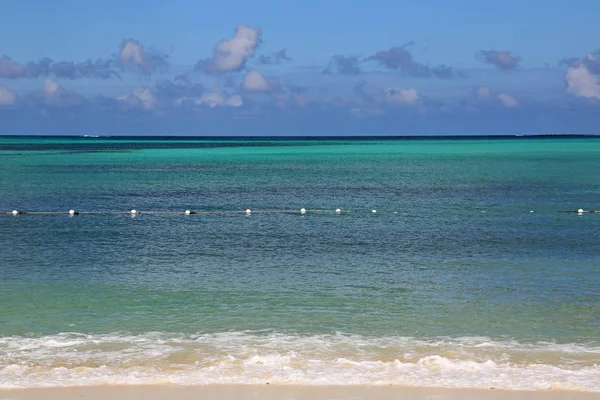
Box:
(474, 86, 519, 108)
(43, 78, 59, 95)
(583, 52, 600, 74)
(50, 59, 118, 79)
(0, 85, 17, 106)
(323, 55, 361, 75)
(0, 56, 27, 78)
(118, 39, 169, 75)
(354, 80, 420, 108)
(257, 49, 291, 65)
(385, 87, 419, 105)
(195, 91, 243, 107)
(196, 25, 262, 74)
(242, 70, 271, 91)
(496, 93, 519, 108)
(562, 51, 600, 75)
(477, 50, 520, 70)
(117, 87, 158, 109)
(365, 44, 461, 78)
(0, 55, 118, 79)
(562, 51, 600, 100)
(365, 45, 426, 74)
(33, 78, 85, 107)
(152, 78, 209, 107)
(0, 38, 166, 80)
(565, 64, 600, 99)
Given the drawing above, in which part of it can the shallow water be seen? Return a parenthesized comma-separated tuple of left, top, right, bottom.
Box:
(0, 136, 599, 390)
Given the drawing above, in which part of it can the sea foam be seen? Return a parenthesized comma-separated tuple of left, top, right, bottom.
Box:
(1, 332, 599, 391)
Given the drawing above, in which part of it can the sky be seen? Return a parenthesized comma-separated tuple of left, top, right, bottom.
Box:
(1, 0, 599, 135)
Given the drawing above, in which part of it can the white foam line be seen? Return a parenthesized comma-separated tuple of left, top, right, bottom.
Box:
(1, 332, 600, 390)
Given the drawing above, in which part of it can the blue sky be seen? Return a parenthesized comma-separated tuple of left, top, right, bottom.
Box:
(1, 0, 599, 135)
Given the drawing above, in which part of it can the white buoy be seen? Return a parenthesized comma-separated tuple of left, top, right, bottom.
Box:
(131, 209, 137, 215)
(372, 209, 377, 213)
(246, 208, 251, 214)
(185, 210, 191, 215)
(335, 208, 341, 214)
(11, 210, 18, 216)
(300, 208, 306, 214)
(578, 208, 584, 213)
(69, 209, 75, 216)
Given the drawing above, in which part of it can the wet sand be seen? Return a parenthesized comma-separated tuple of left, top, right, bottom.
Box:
(1, 385, 598, 400)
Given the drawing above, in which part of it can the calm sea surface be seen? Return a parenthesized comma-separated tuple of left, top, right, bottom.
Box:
(0, 136, 599, 390)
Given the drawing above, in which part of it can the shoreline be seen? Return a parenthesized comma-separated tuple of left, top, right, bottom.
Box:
(2, 385, 599, 400)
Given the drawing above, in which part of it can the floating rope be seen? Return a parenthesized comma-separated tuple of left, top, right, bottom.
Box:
(559, 209, 599, 213)
(0, 208, 358, 216)
(1, 209, 598, 216)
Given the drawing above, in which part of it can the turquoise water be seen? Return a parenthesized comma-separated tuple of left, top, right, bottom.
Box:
(0, 136, 599, 390)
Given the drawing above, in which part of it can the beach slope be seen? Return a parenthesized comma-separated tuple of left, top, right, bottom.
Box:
(2, 385, 599, 400)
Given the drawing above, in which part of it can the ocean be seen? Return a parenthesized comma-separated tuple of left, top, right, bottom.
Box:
(0, 136, 599, 391)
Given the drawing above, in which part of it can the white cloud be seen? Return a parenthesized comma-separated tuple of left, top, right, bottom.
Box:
(42, 78, 59, 95)
(117, 87, 157, 109)
(565, 65, 600, 99)
(355, 81, 420, 107)
(0, 56, 26, 79)
(132, 87, 158, 109)
(195, 92, 225, 108)
(195, 91, 243, 107)
(200, 25, 261, 73)
(243, 70, 270, 91)
(385, 87, 419, 105)
(120, 40, 145, 66)
(1, 55, 117, 80)
(37, 78, 83, 107)
(225, 94, 243, 107)
(477, 50, 520, 70)
(0, 85, 17, 106)
(118, 39, 168, 74)
(474, 86, 519, 108)
(497, 93, 519, 108)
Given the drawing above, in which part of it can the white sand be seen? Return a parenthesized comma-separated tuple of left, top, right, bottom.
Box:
(1, 385, 598, 400)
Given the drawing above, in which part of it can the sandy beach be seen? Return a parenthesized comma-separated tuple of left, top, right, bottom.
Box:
(2, 385, 599, 400)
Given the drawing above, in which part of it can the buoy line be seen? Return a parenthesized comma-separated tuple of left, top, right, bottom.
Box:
(1, 209, 598, 216)
(0, 208, 359, 216)
(559, 209, 599, 213)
